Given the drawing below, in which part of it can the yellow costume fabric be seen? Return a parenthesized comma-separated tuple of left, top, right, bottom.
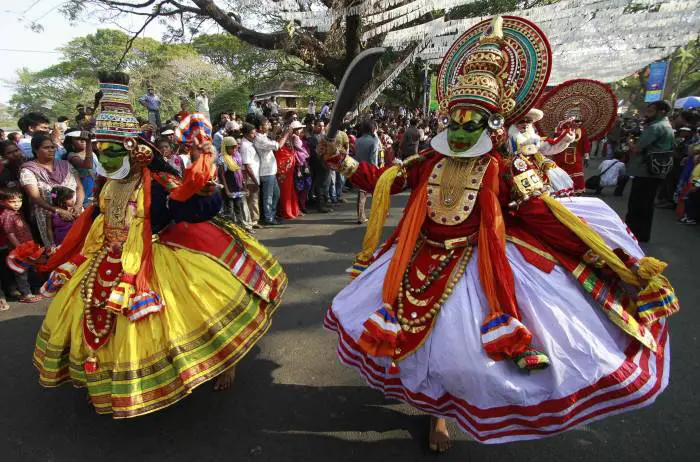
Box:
(33, 182, 287, 418)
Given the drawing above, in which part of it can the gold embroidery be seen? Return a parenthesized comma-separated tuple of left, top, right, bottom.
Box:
(505, 235, 557, 263)
(427, 157, 490, 225)
(508, 154, 548, 206)
(101, 172, 143, 230)
(404, 291, 434, 307)
(338, 155, 360, 177)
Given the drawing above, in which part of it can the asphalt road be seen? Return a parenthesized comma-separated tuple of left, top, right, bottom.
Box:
(1, 158, 699, 462)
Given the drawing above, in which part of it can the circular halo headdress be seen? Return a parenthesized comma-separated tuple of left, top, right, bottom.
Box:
(536, 78, 618, 141)
(436, 15, 552, 126)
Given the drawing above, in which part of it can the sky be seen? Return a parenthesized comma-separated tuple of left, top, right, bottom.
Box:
(0, 0, 165, 104)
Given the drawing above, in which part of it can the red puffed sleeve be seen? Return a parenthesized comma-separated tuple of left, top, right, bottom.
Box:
(348, 152, 433, 194)
(510, 197, 589, 259)
(349, 162, 408, 194)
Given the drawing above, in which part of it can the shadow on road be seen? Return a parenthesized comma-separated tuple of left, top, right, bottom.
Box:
(0, 317, 444, 462)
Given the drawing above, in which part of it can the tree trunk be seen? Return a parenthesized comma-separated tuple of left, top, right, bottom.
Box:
(345, 14, 362, 69)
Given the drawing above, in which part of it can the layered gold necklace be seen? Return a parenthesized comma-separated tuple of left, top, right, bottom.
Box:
(439, 158, 476, 209)
(102, 170, 143, 229)
(427, 156, 490, 226)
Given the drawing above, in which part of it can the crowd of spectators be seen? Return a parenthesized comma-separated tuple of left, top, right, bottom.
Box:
(0, 94, 440, 310)
(587, 104, 700, 242)
(4, 90, 696, 309)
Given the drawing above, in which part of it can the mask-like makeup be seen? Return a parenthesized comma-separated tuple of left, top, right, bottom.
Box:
(447, 109, 487, 152)
(95, 142, 132, 179)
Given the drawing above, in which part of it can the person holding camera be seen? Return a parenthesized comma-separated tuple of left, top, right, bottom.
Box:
(625, 100, 675, 243)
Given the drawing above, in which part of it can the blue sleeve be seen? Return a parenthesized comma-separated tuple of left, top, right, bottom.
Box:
(168, 191, 222, 224)
(150, 181, 223, 233)
(55, 146, 66, 161)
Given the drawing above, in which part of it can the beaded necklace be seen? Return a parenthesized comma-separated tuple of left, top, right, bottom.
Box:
(397, 244, 474, 331)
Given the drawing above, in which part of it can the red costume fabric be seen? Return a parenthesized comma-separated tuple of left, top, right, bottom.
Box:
(347, 150, 592, 358)
(552, 128, 590, 194)
(275, 146, 301, 219)
(349, 150, 589, 266)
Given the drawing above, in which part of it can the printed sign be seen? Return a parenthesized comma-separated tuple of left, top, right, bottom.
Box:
(644, 61, 669, 103)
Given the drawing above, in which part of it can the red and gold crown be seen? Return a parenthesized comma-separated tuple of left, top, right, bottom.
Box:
(446, 17, 515, 117)
(437, 16, 552, 126)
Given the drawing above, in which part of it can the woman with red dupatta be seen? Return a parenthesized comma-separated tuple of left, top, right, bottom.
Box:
(275, 121, 307, 219)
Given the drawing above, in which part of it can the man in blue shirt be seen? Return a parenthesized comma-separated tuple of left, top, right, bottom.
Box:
(139, 87, 162, 129)
(17, 112, 66, 160)
(353, 119, 380, 223)
(319, 102, 331, 121)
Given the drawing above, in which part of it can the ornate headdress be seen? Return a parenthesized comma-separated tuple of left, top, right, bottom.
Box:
(536, 79, 618, 141)
(437, 16, 552, 129)
(446, 17, 514, 118)
(94, 72, 141, 143)
(93, 72, 157, 174)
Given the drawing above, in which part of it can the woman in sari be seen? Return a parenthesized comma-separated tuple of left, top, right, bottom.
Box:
(275, 122, 304, 219)
(19, 134, 84, 247)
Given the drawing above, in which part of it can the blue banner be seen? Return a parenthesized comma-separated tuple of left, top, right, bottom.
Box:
(644, 61, 669, 103)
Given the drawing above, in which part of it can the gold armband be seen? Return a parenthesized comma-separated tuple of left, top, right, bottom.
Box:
(338, 155, 360, 177)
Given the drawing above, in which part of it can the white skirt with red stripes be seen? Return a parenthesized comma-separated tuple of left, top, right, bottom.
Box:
(324, 197, 669, 444)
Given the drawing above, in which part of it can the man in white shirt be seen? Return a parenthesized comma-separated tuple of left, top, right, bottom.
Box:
(254, 117, 290, 225)
(195, 88, 210, 122)
(246, 95, 258, 115)
(597, 152, 627, 194)
(239, 122, 261, 227)
(268, 97, 280, 119)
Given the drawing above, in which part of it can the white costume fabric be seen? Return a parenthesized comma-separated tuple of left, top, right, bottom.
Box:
(508, 124, 575, 195)
(324, 197, 669, 444)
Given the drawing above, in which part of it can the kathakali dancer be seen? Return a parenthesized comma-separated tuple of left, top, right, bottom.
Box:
(507, 107, 576, 195)
(319, 16, 677, 449)
(11, 72, 286, 418)
(537, 78, 618, 194)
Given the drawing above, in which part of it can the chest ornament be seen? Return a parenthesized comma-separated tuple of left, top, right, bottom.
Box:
(427, 156, 491, 225)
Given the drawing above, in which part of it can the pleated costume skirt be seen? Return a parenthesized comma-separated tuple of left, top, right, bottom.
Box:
(324, 197, 669, 443)
(33, 223, 286, 419)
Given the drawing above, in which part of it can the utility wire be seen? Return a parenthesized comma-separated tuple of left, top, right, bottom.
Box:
(22, 0, 43, 15)
(0, 48, 60, 54)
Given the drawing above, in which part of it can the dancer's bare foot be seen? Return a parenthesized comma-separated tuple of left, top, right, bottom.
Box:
(213, 366, 236, 391)
(429, 416, 451, 453)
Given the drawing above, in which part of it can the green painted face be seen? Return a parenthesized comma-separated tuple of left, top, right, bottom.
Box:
(97, 142, 128, 173)
(447, 109, 487, 152)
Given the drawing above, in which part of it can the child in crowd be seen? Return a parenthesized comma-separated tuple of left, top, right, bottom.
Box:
(219, 136, 252, 232)
(0, 189, 42, 303)
(49, 186, 76, 246)
(156, 136, 189, 177)
(64, 129, 95, 206)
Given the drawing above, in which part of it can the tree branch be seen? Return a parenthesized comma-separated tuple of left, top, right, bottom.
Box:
(116, 12, 158, 70)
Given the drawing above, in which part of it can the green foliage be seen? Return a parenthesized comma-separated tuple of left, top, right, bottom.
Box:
(209, 85, 253, 119)
(192, 34, 283, 85)
(382, 58, 429, 109)
(8, 29, 333, 125)
(193, 34, 335, 107)
(611, 38, 700, 114)
(8, 29, 230, 123)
